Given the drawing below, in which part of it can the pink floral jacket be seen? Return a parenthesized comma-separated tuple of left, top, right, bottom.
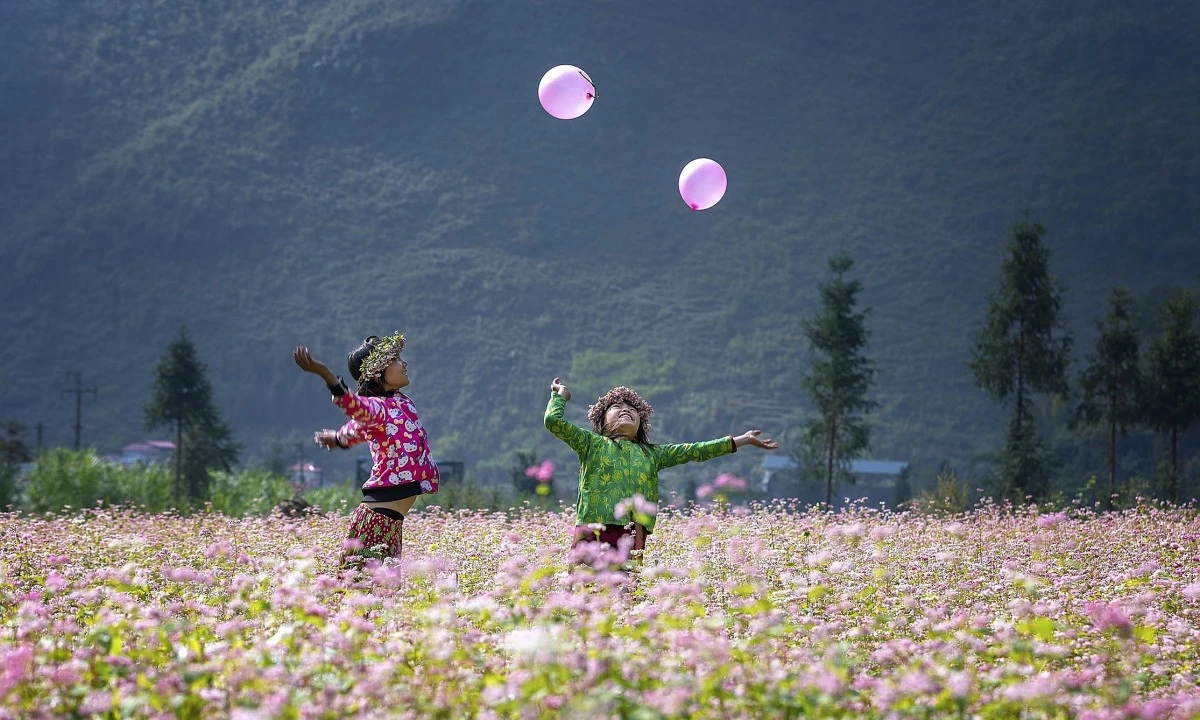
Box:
(333, 391, 439, 501)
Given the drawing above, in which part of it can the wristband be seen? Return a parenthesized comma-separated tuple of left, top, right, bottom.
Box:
(327, 377, 349, 397)
(335, 431, 349, 449)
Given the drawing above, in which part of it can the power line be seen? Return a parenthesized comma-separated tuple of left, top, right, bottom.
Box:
(62, 372, 97, 450)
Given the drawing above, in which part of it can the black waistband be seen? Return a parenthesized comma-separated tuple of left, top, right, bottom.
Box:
(360, 482, 423, 503)
(365, 505, 405, 521)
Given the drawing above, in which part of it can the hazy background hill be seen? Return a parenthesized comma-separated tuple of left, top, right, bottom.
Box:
(2, 0, 1198, 486)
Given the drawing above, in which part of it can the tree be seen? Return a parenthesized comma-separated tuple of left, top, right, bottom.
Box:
(0, 420, 33, 508)
(263, 437, 291, 477)
(801, 252, 877, 506)
(144, 326, 240, 503)
(1142, 289, 1200, 502)
(1071, 287, 1143, 507)
(182, 417, 239, 499)
(969, 217, 1071, 501)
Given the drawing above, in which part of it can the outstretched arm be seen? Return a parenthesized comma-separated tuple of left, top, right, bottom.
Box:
(733, 430, 779, 451)
(653, 431, 777, 470)
(313, 420, 368, 451)
(293, 345, 387, 428)
(544, 377, 593, 457)
(653, 436, 737, 470)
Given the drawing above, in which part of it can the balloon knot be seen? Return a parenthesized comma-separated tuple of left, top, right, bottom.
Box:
(690, 203, 699, 211)
(586, 93, 594, 100)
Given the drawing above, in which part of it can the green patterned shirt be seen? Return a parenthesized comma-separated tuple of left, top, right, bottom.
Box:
(544, 392, 735, 533)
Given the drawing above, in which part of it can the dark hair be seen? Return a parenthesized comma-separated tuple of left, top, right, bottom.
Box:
(347, 336, 390, 397)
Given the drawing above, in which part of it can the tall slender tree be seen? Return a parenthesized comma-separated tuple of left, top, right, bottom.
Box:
(802, 252, 877, 506)
(145, 326, 240, 502)
(1142, 289, 1200, 502)
(969, 217, 1072, 501)
(1072, 287, 1142, 507)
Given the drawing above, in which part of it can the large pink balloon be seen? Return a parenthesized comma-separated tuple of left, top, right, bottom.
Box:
(678, 158, 727, 211)
(538, 65, 596, 120)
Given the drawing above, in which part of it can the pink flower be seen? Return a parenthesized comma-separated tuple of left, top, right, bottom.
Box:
(696, 484, 714, 499)
(1037, 512, 1068, 528)
(525, 460, 555, 483)
(614, 499, 631, 519)
(714, 473, 747, 491)
(1083, 601, 1133, 637)
(946, 672, 972, 699)
(44, 571, 68, 593)
(870, 525, 897, 540)
(1139, 699, 1176, 720)
(0, 645, 34, 696)
(1181, 583, 1200, 602)
(632, 494, 658, 515)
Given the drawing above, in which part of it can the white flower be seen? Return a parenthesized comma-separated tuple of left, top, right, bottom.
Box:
(504, 626, 560, 663)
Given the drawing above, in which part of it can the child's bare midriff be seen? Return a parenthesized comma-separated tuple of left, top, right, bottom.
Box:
(364, 496, 418, 515)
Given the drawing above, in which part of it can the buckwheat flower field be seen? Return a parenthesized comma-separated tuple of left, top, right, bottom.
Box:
(3, 503, 1199, 719)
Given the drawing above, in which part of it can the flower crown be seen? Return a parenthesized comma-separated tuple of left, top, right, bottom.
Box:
(358, 331, 406, 382)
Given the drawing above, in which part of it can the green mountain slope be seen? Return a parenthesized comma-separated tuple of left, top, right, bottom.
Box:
(2, 0, 1197, 483)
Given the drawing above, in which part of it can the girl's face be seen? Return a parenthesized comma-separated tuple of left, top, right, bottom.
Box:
(381, 357, 409, 390)
(604, 401, 640, 439)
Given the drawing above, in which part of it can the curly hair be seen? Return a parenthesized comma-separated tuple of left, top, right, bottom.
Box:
(587, 386, 654, 443)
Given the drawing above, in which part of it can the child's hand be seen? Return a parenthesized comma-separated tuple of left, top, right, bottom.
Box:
(551, 377, 572, 401)
(734, 430, 779, 450)
(294, 346, 338, 386)
(314, 430, 342, 450)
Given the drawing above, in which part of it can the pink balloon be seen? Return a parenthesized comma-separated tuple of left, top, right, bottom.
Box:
(678, 158, 727, 211)
(538, 65, 596, 120)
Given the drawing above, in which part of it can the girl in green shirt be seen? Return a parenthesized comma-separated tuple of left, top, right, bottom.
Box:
(544, 377, 778, 564)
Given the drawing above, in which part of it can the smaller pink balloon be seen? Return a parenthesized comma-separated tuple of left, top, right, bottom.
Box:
(678, 158, 727, 211)
(538, 65, 596, 120)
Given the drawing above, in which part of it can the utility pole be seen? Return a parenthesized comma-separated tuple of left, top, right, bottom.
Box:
(62, 372, 97, 450)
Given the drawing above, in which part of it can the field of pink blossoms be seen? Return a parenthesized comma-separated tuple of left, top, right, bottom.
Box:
(3, 503, 1200, 719)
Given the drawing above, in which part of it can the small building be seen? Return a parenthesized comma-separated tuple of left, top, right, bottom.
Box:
(113, 441, 176, 467)
(289, 462, 323, 488)
(760, 455, 910, 507)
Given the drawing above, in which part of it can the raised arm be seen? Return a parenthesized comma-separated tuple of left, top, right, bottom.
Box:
(294, 345, 387, 429)
(543, 377, 594, 458)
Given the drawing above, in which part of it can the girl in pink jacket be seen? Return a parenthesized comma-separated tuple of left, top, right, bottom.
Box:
(293, 332, 438, 565)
